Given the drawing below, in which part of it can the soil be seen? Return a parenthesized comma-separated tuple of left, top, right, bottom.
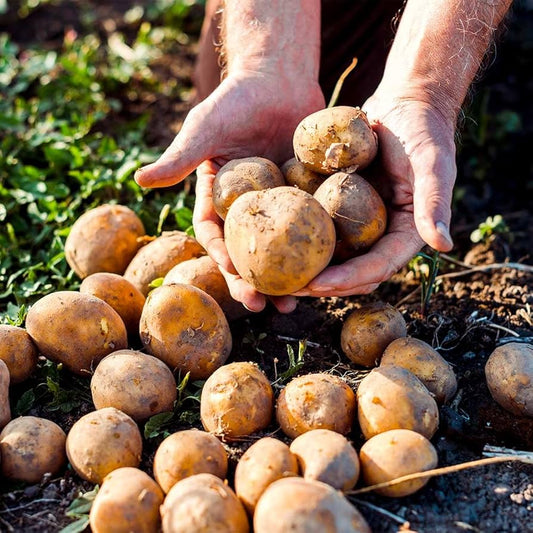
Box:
(1, 1, 533, 533)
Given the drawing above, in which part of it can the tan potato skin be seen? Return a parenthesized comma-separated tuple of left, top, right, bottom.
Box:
(276, 373, 356, 439)
(341, 302, 407, 367)
(224, 187, 336, 296)
(139, 284, 232, 380)
(66, 407, 143, 484)
(357, 365, 439, 440)
(124, 231, 205, 296)
(0, 416, 66, 483)
(293, 106, 378, 175)
(0, 325, 38, 384)
(234, 437, 299, 515)
(485, 342, 533, 417)
(89, 467, 164, 533)
(153, 429, 228, 494)
(65, 204, 145, 279)
(281, 158, 325, 195)
(212, 156, 285, 220)
(161, 473, 249, 533)
(91, 350, 177, 422)
(25, 291, 128, 376)
(359, 429, 438, 497)
(200, 362, 274, 439)
(0, 360, 11, 430)
(381, 337, 458, 404)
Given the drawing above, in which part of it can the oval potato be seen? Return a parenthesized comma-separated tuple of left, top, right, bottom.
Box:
(0, 360, 10, 430)
(0, 325, 38, 384)
(281, 157, 325, 195)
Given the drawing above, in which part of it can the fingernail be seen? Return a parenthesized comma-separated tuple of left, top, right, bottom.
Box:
(436, 221, 453, 248)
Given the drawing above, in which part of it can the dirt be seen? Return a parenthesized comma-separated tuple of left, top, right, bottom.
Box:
(1, 1, 533, 532)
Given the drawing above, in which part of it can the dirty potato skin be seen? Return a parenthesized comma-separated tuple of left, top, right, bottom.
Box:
(0, 325, 38, 384)
(0, 360, 11, 430)
(280, 157, 325, 195)
(224, 187, 336, 296)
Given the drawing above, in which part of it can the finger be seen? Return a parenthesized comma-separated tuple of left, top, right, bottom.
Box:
(293, 283, 380, 298)
(269, 295, 298, 314)
(217, 266, 267, 313)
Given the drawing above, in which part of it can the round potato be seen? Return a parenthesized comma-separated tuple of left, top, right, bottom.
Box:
(276, 373, 356, 439)
(153, 429, 228, 494)
(91, 350, 177, 422)
(341, 301, 407, 367)
(139, 284, 232, 380)
(224, 187, 336, 296)
(200, 362, 274, 439)
(0, 416, 66, 483)
(280, 157, 325, 194)
(0, 324, 38, 384)
(0, 360, 11, 430)
(359, 429, 438, 497)
(66, 407, 143, 484)
(89, 467, 164, 533)
(293, 106, 378, 175)
(25, 291, 128, 375)
(65, 204, 145, 279)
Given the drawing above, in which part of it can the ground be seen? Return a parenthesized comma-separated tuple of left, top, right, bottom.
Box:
(0, 1, 532, 532)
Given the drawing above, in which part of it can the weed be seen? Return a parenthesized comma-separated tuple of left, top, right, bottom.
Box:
(408, 251, 441, 317)
(60, 487, 99, 533)
(470, 214, 510, 244)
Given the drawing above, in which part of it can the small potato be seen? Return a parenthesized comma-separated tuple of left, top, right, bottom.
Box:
(65, 204, 145, 279)
(0, 416, 66, 483)
(0, 360, 11, 430)
(359, 429, 438, 497)
(124, 231, 205, 296)
(381, 337, 457, 404)
(293, 106, 378, 175)
(91, 350, 177, 422)
(280, 158, 325, 195)
(161, 473, 249, 533)
(200, 362, 274, 439)
(289, 429, 360, 491)
(0, 325, 38, 384)
(89, 467, 164, 533)
(25, 291, 128, 375)
(66, 407, 143, 484)
(153, 429, 228, 494)
(234, 437, 299, 515)
(357, 365, 439, 440)
(341, 302, 407, 367)
(224, 187, 336, 296)
(276, 373, 356, 439)
(485, 342, 533, 417)
(254, 477, 371, 533)
(139, 284, 232, 380)
(212, 156, 285, 220)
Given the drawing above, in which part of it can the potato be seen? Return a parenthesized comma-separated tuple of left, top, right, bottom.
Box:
(65, 204, 145, 279)
(314, 172, 387, 261)
(80, 272, 146, 338)
(163, 255, 248, 321)
(293, 106, 378, 175)
(357, 365, 439, 440)
(200, 362, 274, 439)
(253, 477, 371, 533)
(153, 429, 228, 494)
(341, 301, 407, 367)
(289, 429, 360, 491)
(66, 407, 143, 484)
(0, 324, 38, 384)
(89, 467, 164, 533)
(280, 157, 325, 195)
(359, 429, 438, 497)
(161, 473, 249, 533)
(381, 337, 457, 404)
(276, 373, 356, 438)
(25, 291, 128, 375)
(212, 156, 285, 220)
(224, 187, 336, 296)
(124, 230, 205, 296)
(234, 437, 299, 515)
(485, 342, 533, 417)
(0, 360, 11, 431)
(91, 350, 177, 422)
(139, 284, 232, 380)
(0, 416, 66, 483)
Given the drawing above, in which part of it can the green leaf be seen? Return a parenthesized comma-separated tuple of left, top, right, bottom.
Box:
(144, 411, 174, 439)
(59, 517, 90, 533)
(14, 388, 35, 416)
(65, 487, 99, 517)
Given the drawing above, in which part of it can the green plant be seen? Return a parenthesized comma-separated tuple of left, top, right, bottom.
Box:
(60, 487, 99, 533)
(409, 251, 441, 317)
(470, 214, 510, 244)
(273, 340, 307, 386)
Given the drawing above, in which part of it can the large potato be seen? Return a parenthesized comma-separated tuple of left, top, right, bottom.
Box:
(91, 350, 177, 421)
(89, 467, 164, 533)
(293, 106, 378, 175)
(0, 325, 38, 384)
(0, 416, 66, 483)
(25, 291, 128, 375)
(276, 373, 356, 438)
(224, 187, 336, 296)
(0, 360, 11, 430)
(139, 284, 232, 380)
(65, 204, 145, 278)
(280, 157, 325, 195)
